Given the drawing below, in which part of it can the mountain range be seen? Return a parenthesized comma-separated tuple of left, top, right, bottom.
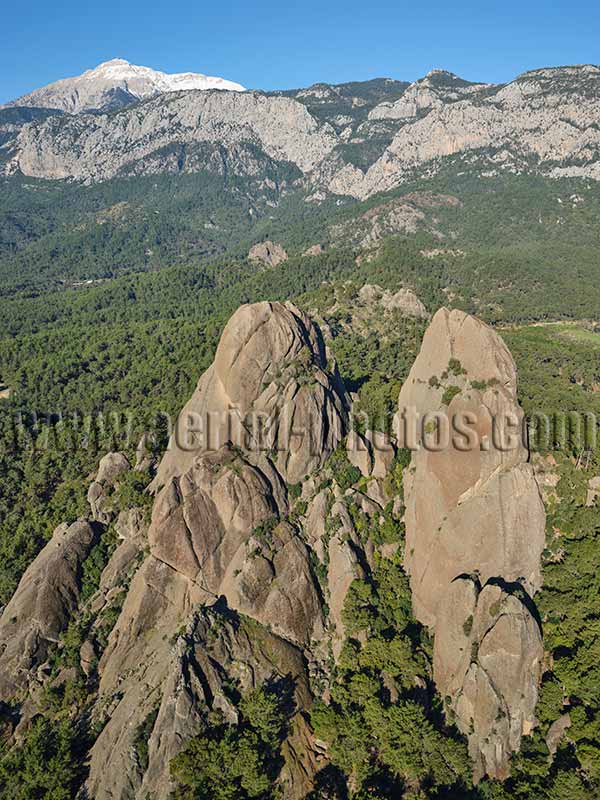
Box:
(2, 58, 246, 114)
(2, 62, 600, 198)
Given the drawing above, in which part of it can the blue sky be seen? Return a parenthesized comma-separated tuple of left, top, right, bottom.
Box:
(1, 0, 598, 103)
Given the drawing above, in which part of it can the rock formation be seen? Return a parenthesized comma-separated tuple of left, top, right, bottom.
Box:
(357, 283, 428, 319)
(5, 89, 338, 182)
(83, 301, 352, 799)
(248, 240, 289, 267)
(6, 64, 600, 195)
(397, 308, 546, 781)
(87, 451, 131, 523)
(0, 297, 554, 796)
(0, 520, 97, 700)
(153, 300, 349, 489)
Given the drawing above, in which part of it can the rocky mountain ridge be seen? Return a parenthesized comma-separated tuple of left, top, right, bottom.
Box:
(3, 58, 245, 114)
(3, 63, 600, 197)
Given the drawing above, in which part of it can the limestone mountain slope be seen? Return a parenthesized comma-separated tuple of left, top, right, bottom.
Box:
(4, 64, 600, 196)
(4, 58, 245, 114)
(4, 89, 338, 183)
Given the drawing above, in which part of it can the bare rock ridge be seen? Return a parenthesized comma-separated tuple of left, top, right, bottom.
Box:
(4, 90, 338, 182)
(4, 63, 600, 193)
(4, 58, 245, 114)
(397, 308, 546, 781)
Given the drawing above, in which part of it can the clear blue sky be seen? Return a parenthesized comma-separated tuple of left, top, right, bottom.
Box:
(1, 0, 598, 103)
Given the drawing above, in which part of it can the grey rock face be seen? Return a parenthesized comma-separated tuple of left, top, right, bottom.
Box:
(248, 240, 289, 266)
(331, 65, 600, 198)
(0, 520, 97, 700)
(5, 58, 245, 114)
(8, 89, 338, 182)
(397, 308, 546, 781)
(87, 451, 131, 524)
(7, 64, 600, 197)
(5, 65, 600, 192)
(153, 301, 349, 489)
(87, 597, 316, 800)
(368, 70, 492, 121)
(357, 283, 428, 319)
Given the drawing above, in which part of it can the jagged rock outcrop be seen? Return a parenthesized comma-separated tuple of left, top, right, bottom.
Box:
(303, 244, 324, 257)
(87, 451, 131, 523)
(330, 193, 458, 246)
(397, 308, 546, 781)
(83, 301, 351, 799)
(357, 284, 428, 319)
(153, 300, 349, 489)
(87, 598, 318, 800)
(134, 432, 157, 472)
(248, 240, 289, 266)
(0, 520, 97, 700)
(546, 713, 572, 756)
(92, 507, 148, 608)
(368, 70, 491, 121)
(327, 503, 365, 660)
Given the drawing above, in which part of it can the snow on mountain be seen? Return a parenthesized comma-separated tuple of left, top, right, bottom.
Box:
(5, 58, 246, 114)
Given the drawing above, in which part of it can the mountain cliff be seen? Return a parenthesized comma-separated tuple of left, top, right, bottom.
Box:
(3, 64, 600, 196)
(397, 308, 546, 780)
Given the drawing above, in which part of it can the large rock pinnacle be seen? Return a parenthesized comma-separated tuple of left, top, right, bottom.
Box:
(85, 301, 349, 799)
(153, 300, 349, 489)
(397, 307, 546, 781)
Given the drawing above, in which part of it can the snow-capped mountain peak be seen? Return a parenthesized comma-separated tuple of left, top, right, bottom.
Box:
(5, 59, 246, 114)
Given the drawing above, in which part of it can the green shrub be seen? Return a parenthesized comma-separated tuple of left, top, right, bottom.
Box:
(328, 445, 361, 491)
(0, 717, 86, 800)
(171, 685, 289, 800)
(441, 385, 461, 406)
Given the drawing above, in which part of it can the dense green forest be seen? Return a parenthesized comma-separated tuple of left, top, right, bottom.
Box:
(2, 165, 600, 309)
